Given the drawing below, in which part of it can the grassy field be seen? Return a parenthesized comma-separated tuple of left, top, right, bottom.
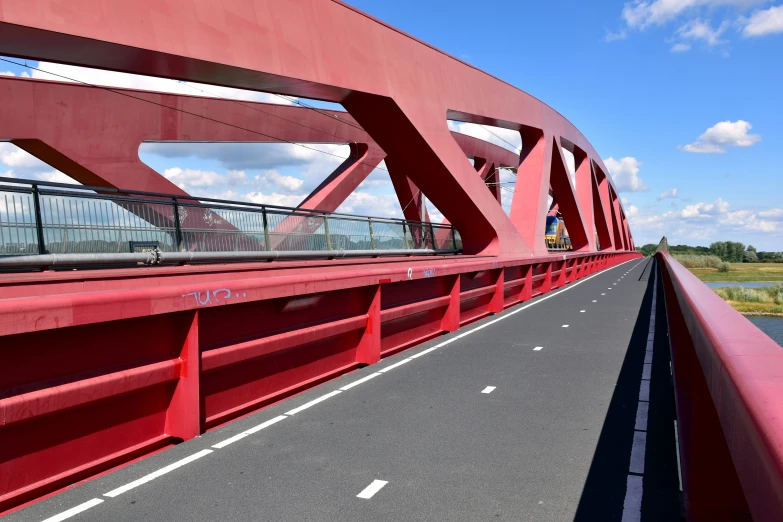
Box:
(687, 263, 783, 282)
(723, 301, 783, 316)
(677, 263, 783, 315)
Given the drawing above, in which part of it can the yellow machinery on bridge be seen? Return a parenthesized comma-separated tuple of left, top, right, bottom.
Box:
(545, 215, 572, 250)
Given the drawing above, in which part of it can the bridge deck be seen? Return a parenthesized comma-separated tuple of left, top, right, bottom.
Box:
(7, 258, 681, 522)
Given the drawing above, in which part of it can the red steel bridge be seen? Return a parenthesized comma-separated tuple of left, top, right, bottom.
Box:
(0, 2, 781, 521)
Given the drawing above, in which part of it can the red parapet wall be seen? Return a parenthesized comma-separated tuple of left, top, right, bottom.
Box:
(658, 252, 783, 522)
(0, 251, 638, 513)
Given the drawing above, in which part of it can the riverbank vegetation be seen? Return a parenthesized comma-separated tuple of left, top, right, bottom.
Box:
(714, 284, 783, 316)
(685, 263, 783, 282)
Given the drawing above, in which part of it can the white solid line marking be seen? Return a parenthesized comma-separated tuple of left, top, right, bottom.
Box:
(646, 339, 655, 350)
(212, 432, 250, 449)
(357, 479, 388, 499)
(378, 358, 412, 372)
(534, 346, 543, 351)
(41, 499, 104, 522)
(409, 346, 439, 359)
(629, 430, 647, 474)
(642, 363, 652, 380)
(635, 401, 649, 431)
(621, 474, 643, 522)
(644, 352, 653, 364)
(562, 324, 569, 328)
(285, 390, 341, 415)
(104, 449, 213, 498)
(244, 415, 287, 435)
(481, 386, 496, 394)
(339, 372, 382, 391)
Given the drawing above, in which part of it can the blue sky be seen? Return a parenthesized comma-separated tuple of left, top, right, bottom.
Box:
(1, 0, 781, 249)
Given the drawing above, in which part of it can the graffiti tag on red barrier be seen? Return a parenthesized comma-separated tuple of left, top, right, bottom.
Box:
(182, 288, 246, 307)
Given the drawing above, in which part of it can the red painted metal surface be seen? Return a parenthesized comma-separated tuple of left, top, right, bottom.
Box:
(0, 76, 515, 218)
(0, 0, 634, 255)
(0, 252, 639, 512)
(659, 252, 783, 522)
(0, 1, 644, 512)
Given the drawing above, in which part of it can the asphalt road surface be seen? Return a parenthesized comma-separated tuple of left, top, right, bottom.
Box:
(7, 257, 681, 522)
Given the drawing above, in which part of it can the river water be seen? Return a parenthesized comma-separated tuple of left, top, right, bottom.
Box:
(705, 282, 779, 289)
(702, 282, 782, 347)
(748, 317, 783, 348)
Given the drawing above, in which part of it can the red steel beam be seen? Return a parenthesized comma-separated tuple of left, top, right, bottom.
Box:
(0, 0, 635, 254)
(0, 76, 516, 223)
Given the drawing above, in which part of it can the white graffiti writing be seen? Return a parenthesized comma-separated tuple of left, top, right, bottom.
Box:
(182, 288, 239, 307)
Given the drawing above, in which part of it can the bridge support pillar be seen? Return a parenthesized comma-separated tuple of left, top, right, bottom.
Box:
(164, 311, 201, 441)
(356, 286, 382, 365)
(441, 276, 461, 332)
(489, 268, 505, 314)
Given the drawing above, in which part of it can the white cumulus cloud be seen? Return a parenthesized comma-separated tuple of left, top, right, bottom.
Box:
(742, 5, 783, 36)
(681, 120, 761, 153)
(658, 188, 679, 200)
(603, 156, 650, 192)
(676, 18, 728, 46)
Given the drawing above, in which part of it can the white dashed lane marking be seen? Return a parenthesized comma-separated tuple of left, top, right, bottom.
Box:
(357, 480, 388, 499)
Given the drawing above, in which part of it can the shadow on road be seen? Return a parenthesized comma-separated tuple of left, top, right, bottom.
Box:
(574, 258, 682, 521)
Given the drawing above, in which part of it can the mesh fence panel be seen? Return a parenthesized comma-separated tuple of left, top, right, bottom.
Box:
(179, 205, 266, 252)
(39, 194, 176, 254)
(405, 222, 434, 250)
(326, 217, 372, 251)
(0, 189, 39, 255)
(432, 225, 455, 250)
(266, 211, 327, 251)
(369, 220, 406, 250)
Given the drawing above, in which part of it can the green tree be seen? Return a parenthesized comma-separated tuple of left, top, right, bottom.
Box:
(744, 249, 758, 263)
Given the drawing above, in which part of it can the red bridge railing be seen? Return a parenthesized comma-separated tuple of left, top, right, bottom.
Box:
(658, 252, 783, 521)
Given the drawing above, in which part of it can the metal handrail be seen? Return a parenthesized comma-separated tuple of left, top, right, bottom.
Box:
(0, 175, 454, 226)
(0, 176, 461, 262)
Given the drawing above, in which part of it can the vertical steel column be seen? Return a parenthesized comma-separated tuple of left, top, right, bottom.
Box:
(262, 207, 271, 251)
(31, 185, 47, 255)
(368, 218, 376, 250)
(323, 212, 332, 250)
(172, 198, 184, 251)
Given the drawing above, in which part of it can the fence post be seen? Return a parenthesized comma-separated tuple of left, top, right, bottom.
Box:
(402, 221, 410, 249)
(172, 198, 184, 251)
(451, 227, 457, 250)
(31, 185, 47, 255)
(262, 207, 271, 251)
(368, 218, 376, 250)
(429, 222, 436, 250)
(323, 212, 332, 250)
